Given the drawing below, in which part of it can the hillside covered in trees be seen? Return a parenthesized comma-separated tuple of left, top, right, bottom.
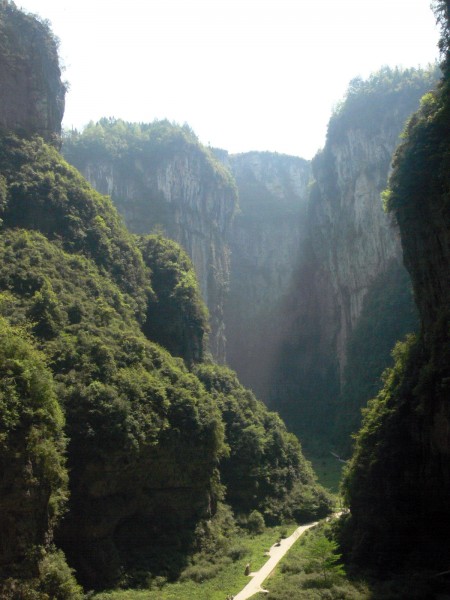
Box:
(0, 3, 331, 597)
(1, 0, 450, 598)
(63, 65, 440, 464)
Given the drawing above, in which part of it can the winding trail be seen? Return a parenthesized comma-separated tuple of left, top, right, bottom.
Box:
(233, 521, 318, 599)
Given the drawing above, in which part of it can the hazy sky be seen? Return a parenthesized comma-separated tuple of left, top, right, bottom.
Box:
(17, 0, 440, 158)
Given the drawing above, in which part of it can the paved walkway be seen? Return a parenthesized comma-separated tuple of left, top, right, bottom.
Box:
(233, 521, 318, 600)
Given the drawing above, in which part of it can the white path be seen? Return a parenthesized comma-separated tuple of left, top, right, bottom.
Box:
(233, 521, 318, 600)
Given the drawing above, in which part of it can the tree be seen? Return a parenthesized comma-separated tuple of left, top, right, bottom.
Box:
(303, 536, 345, 585)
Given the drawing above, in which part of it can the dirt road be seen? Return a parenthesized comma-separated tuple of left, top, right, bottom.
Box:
(233, 521, 318, 600)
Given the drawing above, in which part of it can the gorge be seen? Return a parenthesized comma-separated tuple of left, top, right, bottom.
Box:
(65, 67, 438, 455)
(1, 0, 450, 598)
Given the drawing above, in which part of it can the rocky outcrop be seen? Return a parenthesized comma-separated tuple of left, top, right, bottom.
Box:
(264, 68, 439, 447)
(64, 123, 238, 362)
(343, 54, 450, 576)
(306, 126, 404, 376)
(0, 2, 65, 143)
(60, 439, 217, 588)
(218, 150, 311, 398)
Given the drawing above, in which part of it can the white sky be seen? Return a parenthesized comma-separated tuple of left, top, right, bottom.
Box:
(17, 0, 440, 159)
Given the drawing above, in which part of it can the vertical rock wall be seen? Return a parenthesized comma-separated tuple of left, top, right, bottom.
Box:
(265, 70, 439, 448)
(0, 2, 65, 143)
(67, 134, 238, 362)
(220, 150, 311, 398)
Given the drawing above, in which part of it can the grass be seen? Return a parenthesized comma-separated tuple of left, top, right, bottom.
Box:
(92, 524, 296, 600)
(308, 455, 345, 494)
(252, 521, 370, 600)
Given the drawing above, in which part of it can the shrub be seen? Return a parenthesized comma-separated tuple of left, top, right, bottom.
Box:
(246, 510, 265, 534)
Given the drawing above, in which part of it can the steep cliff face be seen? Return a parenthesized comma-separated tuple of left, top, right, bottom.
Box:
(310, 131, 402, 372)
(267, 68, 438, 448)
(343, 43, 450, 575)
(218, 150, 311, 398)
(0, 132, 229, 589)
(0, 5, 333, 594)
(306, 69, 439, 377)
(64, 121, 237, 361)
(0, 2, 65, 142)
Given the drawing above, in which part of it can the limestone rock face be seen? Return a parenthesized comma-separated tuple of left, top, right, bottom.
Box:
(67, 135, 238, 362)
(219, 151, 311, 397)
(0, 3, 65, 142)
(257, 71, 438, 445)
(343, 64, 450, 574)
(307, 125, 404, 376)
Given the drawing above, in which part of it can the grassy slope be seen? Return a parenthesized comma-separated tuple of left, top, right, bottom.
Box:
(93, 525, 296, 600)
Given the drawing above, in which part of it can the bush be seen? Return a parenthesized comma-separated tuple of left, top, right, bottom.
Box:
(38, 549, 83, 599)
(246, 510, 265, 534)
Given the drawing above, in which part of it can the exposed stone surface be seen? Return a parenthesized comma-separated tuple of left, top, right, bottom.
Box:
(306, 125, 404, 377)
(343, 68, 450, 574)
(219, 150, 311, 398)
(70, 141, 237, 362)
(257, 72, 438, 445)
(0, 3, 65, 142)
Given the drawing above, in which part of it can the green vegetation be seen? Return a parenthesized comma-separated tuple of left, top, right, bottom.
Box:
(7, 4, 448, 596)
(1, 549, 83, 600)
(62, 118, 238, 361)
(0, 316, 81, 597)
(0, 124, 330, 593)
(0, 133, 149, 320)
(308, 456, 345, 495)
(253, 523, 369, 600)
(93, 522, 297, 600)
(63, 118, 236, 203)
(138, 234, 209, 364)
(341, 1, 450, 586)
(329, 65, 440, 141)
(0, 132, 227, 590)
(195, 363, 333, 523)
(63, 118, 236, 224)
(335, 262, 418, 455)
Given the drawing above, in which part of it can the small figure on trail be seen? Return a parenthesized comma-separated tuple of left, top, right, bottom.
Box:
(245, 562, 251, 575)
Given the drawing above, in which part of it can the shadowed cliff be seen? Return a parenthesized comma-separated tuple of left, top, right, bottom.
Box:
(342, 1, 450, 577)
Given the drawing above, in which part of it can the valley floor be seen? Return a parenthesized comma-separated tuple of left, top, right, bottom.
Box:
(234, 521, 318, 599)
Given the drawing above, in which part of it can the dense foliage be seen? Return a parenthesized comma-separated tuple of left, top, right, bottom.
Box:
(63, 118, 236, 233)
(0, 316, 67, 579)
(0, 126, 330, 592)
(62, 118, 238, 361)
(342, 1, 450, 585)
(0, 133, 149, 319)
(328, 65, 440, 140)
(0, 180, 225, 589)
(195, 364, 333, 523)
(64, 119, 200, 162)
(138, 234, 209, 364)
